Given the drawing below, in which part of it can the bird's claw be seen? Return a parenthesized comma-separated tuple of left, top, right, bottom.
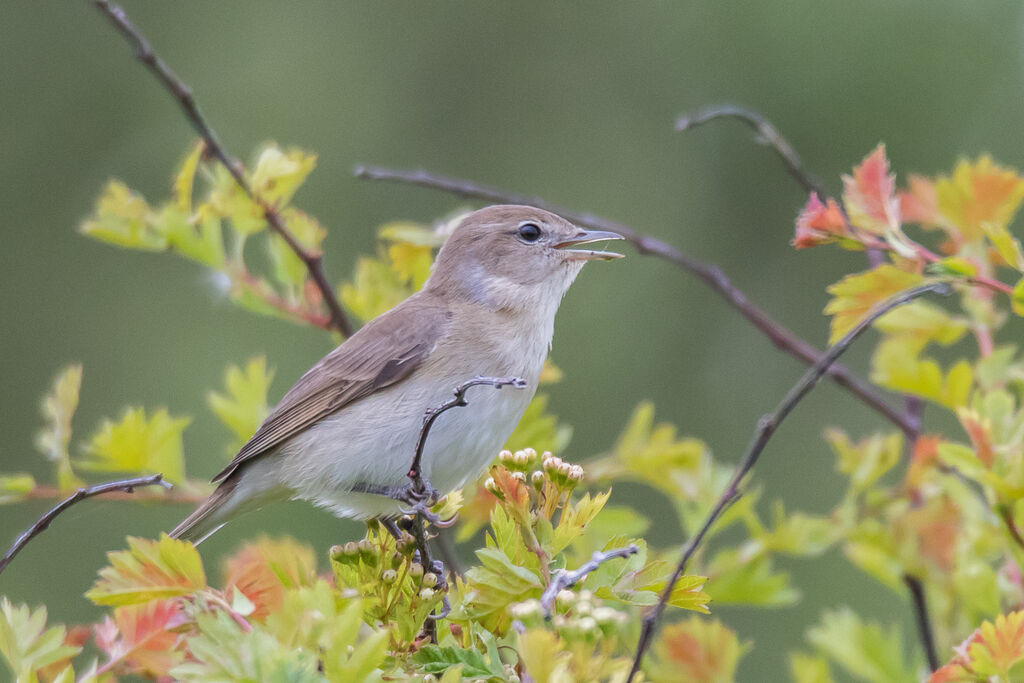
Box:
(393, 479, 457, 527)
(398, 499, 458, 528)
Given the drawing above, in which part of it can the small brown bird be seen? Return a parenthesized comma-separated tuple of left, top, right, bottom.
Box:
(171, 205, 623, 543)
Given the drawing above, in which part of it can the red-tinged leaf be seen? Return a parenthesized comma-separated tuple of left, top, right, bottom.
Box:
(904, 434, 942, 492)
(824, 265, 925, 344)
(956, 408, 995, 468)
(900, 174, 941, 226)
(932, 612, 1024, 681)
(793, 193, 849, 249)
(223, 537, 318, 621)
(86, 534, 206, 606)
(94, 599, 187, 677)
(648, 617, 749, 683)
(935, 156, 1024, 243)
(842, 144, 901, 235)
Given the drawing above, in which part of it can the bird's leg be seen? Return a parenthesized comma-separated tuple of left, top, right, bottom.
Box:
(379, 517, 403, 541)
(348, 480, 455, 527)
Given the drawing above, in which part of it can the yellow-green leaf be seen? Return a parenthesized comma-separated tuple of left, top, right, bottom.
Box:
(86, 534, 206, 606)
(79, 407, 190, 484)
(0, 598, 82, 682)
(824, 265, 925, 344)
(34, 364, 84, 492)
(0, 474, 36, 504)
(80, 180, 164, 250)
(250, 145, 316, 208)
(173, 140, 205, 212)
(207, 356, 274, 455)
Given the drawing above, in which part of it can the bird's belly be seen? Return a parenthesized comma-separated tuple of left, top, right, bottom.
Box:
(269, 370, 535, 519)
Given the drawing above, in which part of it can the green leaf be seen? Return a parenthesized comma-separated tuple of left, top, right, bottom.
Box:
(411, 645, 503, 678)
(706, 551, 800, 607)
(161, 206, 226, 268)
(268, 208, 326, 294)
(548, 490, 610, 556)
(207, 356, 274, 455)
(825, 429, 902, 494)
(250, 145, 316, 209)
(0, 474, 36, 504)
(806, 608, 917, 683)
(824, 265, 925, 345)
(789, 652, 833, 683)
(1013, 276, 1024, 317)
(925, 256, 977, 277)
(173, 140, 205, 212)
(0, 598, 81, 682)
(80, 180, 165, 250)
(503, 393, 573, 454)
(79, 407, 190, 484)
(871, 336, 972, 409)
(34, 364, 84, 492)
(86, 534, 207, 606)
(984, 223, 1024, 270)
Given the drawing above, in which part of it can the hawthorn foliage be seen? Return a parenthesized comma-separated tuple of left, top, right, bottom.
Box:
(3, 141, 1024, 681)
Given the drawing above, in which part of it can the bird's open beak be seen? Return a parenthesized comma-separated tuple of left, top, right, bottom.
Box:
(554, 229, 625, 261)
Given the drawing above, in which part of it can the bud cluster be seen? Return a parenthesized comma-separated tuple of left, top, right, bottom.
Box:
(510, 589, 627, 644)
(487, 449, 585, 497)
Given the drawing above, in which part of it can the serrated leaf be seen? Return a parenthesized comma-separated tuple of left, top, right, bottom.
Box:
(387, 242, 432, 290)
(789, 652, 833, 683)
(162, 206, 226, 268)
(378, 220, 448, 248)
(706, 550, 799, 606)
(984, 222, 1024, 271)
(80, 180, 164, 250)
(873, 300, 968, 346)
(648, 616, 750, 683)
(251, 145, 316, 209)
(87, 534, 206, 606)
(94, 599, 187, 677)
(0, 598, 82, 682)
(411, 645, 503, 678)
(793, 193, 849, 249)
(842, 145, 901, 236)
(807, 608, 917, 683)
(268, 208, 325, 294)
(930, 612, 1024, 682)
(34, 364, 84, 492)
(223, 537, 318, 621)
(173, 140, 205, 212)
(824, 265, 925, 345)
(935, 155, 1024, 242)
(871, 336, 972, 409)
(79, 407, 190, 484)
(825, 429, 902, 494)
(207, 356, 274, 455)
(548, 490, 610, 556)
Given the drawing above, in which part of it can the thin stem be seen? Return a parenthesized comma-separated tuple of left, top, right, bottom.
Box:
(92, 0, 352, 337)
(675, 104, 828, 199)
(625, 281, 953, 681)
(0, 474, 171, 576)
(354, 165, 917, 438)
(540, 545, 638, 613)
(408, 376, 527, 486)
(24, 484, 207, 504)
(904, 574, 940, 672)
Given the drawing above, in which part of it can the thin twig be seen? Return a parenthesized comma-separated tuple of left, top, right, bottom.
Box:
(675, 104, 827, 199)
(354, 165, 916, 438)
(540, 545, 638, 613)
(904, 574, 940, 672)
(408, 376, 528, 486)
(25, 483, 207, 504)
(92, 0, 352, 337)
(625, 281, 953, 681)
(0, 474, 171, 576)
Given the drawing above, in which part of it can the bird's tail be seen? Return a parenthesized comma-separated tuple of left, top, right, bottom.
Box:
(169, 478, 238, 545)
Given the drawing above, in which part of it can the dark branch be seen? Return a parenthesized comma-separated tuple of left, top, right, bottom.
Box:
(540, 545, 639, 613)
(625, 281, 953, 681)
(408, 375, 527, 485)
(354, 165, 916, 438)
(0, 474, 171, 576)
(675, 105, 827, 199)
(904, 574, 940, 672)
(92, 0, 352, 337)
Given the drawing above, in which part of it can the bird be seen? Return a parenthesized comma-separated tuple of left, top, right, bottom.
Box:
(170, 204, 623, 544)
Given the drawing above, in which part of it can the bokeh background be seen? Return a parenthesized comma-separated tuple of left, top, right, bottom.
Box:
(3, 1, 1024, 677)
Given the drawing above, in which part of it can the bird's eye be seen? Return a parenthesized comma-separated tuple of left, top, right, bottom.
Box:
(518, 222, 542, 242)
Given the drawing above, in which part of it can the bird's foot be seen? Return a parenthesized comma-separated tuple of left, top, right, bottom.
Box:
(392, 480, 457, 528)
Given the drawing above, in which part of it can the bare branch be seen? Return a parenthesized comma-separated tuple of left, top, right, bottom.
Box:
(409, 376, 527, 485)
(0, 474, 171, 576)
(354, 165, 916, 438)
(540, 545, 639, 613)
(675, 105, 827, 198)
(92, 0, 352, 337)
(625, 281, 953, 681)
(904, 574, 940, 672)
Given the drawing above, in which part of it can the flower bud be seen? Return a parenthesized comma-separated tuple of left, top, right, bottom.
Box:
(422, 572, 439, 588)
(555, 589, 575, 611)
(358, 539, 377, 566)
(329, 545, 345, 562)
(531, 471, 545, 491)
(498, 449, 513, 463)
(409, 562, 425, 579)
(381, 569, 398, 584)
(390, 550, 404, 569)
(419, 587, 435, 602)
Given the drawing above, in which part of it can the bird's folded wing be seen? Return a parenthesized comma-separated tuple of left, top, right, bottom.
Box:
(212, 297, 449, 482)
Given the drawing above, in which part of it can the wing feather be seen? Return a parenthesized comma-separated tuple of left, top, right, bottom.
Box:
(212, 295, 448, 482)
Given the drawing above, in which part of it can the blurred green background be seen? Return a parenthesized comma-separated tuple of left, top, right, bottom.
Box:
(3, 1, 1023, 677)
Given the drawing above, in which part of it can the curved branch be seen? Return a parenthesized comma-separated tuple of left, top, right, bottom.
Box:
(92, 0, 352, 337)
(625, 281, 952, 681)
(353, 165, 916, 438)
(0, 474, 171, 576)
(675, 104, 827, 198)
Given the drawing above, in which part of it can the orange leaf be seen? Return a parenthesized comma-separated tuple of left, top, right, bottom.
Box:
(86, 534, 206, 606)
(956, 408, 995, 468)
(222, 537, 318, 621)
(793, 193, 849, 249)
(94, 599, 187, 677)
(935, 156, 1024, 243)
(842, 144, 901, 235)
(651, 617, 748, 683)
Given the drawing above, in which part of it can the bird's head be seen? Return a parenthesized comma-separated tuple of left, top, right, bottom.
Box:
(425, 204, 623, 311)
